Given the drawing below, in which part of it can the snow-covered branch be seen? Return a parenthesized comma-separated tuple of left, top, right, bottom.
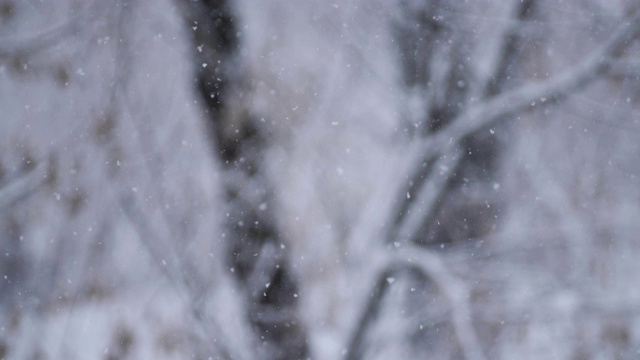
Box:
(392, 246, 485, 360)
(119, 194, 251, 360)
(0, 164, 47, 213)
(393, 147, 462, 244)
(426, 9, 640, 156)
(391, 8, 640, 245)
(0, 2, 98, 57)
(345, 9, 640, 360)
(482, 0, 536, 98)
(345, 244, 486, 360)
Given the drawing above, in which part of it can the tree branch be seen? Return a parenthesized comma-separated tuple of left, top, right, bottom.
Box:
(483, 0, 537, 98)
(345, 11, 640, 360)
(394, 147, 462, 244)
(426, 9, 640, 157)
(0, 164, 47, 213)
(393, 246, 485, 360)
(0, 1, 99, 57)
(119, 194, 249, 360)
(344, 245, 486, 360)
(389, 8, 640, 245)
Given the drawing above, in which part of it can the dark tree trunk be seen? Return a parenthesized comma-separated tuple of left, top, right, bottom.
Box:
(178, 1, 309, 359)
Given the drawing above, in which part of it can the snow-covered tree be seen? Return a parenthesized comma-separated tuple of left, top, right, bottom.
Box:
(2, 1, 640, 359)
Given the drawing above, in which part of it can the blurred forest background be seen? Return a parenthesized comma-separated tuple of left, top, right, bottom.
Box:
(2, 0, 640, 359)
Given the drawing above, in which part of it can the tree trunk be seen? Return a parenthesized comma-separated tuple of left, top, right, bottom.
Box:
(179, 1, 309, 359)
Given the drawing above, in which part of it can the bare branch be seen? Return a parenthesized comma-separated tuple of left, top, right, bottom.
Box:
(347, 15, 640, 356)
(344, 265, 397, 360)
(393, 246, 485, 360)
(246, 242, 281, 299)
(0, 2, 100, 57)
(345, 245, 486, 360)
(483, 0, 537, 98)
(0, 164, 47, 213)
(119, 194, 249, 360)
(382, 9, 640, 246)
(426, 9, 640, 157)
(394, 147, 462, 244)
(118, 195, 183, 284)
(367, 9, 640, 255)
